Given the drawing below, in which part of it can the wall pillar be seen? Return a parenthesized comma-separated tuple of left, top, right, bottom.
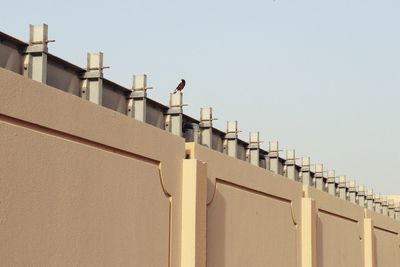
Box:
(181, 159, 207, 267)
(301, 197, 317, 267)
(363, 218, 375, 267)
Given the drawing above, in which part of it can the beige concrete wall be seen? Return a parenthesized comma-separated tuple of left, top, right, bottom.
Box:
(305, 187, 365, 267)
(366, 210, 400, 267)
(1, 67, 400, 267)
(0, 68, 185, 266)
(186, 143, 302, 267)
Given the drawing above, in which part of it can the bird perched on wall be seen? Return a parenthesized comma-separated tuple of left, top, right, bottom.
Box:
(174, 79, 186, 93)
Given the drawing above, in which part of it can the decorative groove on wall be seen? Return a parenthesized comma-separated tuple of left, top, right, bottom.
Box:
(318, 209, 359, 223)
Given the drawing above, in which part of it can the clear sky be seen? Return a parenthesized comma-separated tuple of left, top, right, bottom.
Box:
(3, 0, 400, 194)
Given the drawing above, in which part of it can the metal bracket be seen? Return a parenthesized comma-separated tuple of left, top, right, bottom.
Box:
(338, 176, 347, 200)
(366, 189, 374, 211)
(127, 74, 149, 122)
(357, 185, 366, 207)
(224, 121, 238, 158)
(348, 180, 357, 203)
(327, 170, 336, 196)
(314, 164, 324, 190)
(373, 193, 382, 214)
(247, 132, 260, 166)
(301, 157, 312, 186)
(284, 150, 297, 180)
(199, 107, 213, 148)
(80, 52, 104, 104)
(23, 24, 50, 83)
(165, 92, 183, 136)
(268, 141, 280, 174)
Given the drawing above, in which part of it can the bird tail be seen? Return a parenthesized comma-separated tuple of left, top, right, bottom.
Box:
(173, 89, 178, 94)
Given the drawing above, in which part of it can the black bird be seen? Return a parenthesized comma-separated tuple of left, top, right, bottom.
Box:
(174, 79, 186, 93)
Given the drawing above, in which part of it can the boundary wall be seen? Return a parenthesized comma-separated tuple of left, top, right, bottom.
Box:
(1, 25, 400, 266)
(1, 68, 400, 266)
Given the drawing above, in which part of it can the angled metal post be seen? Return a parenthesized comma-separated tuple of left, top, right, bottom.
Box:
(247, 132, 260, 166)
(165, 92, 183, 136)
(366, 189, 374, 211)
(338, 176, 347, 200)
(373, 193, 382, 214)
(301, 157, 312, 186)
(348, 181, 357, 204)
(357, 185, 366, 208)
(127, 74, 148, 122)
(259, 151, 267, 169)
(284, 150, 297, 180)
(327, 170, 336, 196)
(191, 123, 200, 143)
(395, 203, 400, 221)
(23, 24, 49, 83)
(223, 121, 238, 158)
(381, 197, 388, 216)
(268, 141, 279, 174)
(388, 200, 395, 219)
(314, 164, 324, 190)
(199, 108, 213, 148)
(81, 52, 104, 104)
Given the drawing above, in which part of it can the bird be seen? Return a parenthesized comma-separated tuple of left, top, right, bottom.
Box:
(174, 79, 186, 93)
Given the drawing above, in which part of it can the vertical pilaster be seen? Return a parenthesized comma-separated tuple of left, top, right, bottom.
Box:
(363, 218, 375, 267)
(181, 159, 207, 267)
(301, 198, 317, 267)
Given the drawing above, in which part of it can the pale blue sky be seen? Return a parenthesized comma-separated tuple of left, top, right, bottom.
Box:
(3, 0, 400, 194)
